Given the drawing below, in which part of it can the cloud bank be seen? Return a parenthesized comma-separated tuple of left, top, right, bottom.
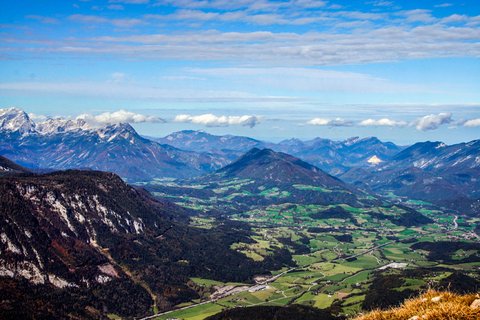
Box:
(359, 118, 408, 127)
(307, 118, 353, 127)
(306, 113, 462, 130)
(414, 112, 453, 131)
(463, 118, 480, 127)
(174, 114, 260, 127)
(77, 110, 163, 126)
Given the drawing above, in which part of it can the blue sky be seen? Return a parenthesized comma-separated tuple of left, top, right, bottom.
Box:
(1, 0, 479, 144)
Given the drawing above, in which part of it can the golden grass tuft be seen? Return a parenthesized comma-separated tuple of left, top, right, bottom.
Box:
(353, 290, 480, 320)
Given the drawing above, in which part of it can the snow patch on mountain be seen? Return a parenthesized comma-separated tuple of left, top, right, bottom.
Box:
(367, 155, 383, 165)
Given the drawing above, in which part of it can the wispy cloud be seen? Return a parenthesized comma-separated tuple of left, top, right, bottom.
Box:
(434, 3, 453, 8)
(14, 23, 478, 65)
(174, 114, 260, 127)
(68, 14, 143, 27)
(107, 4, 125, 10)
(189, 67, 426, 93)
(109, 72, 127, 83)
(0, 81, 294, 103)
(110, 0, 150, 4)
(3, 2, 478, 66)
(25, 15, 59, 24)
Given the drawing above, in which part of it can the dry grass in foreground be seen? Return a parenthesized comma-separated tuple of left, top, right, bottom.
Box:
(354, 290, 480, 320)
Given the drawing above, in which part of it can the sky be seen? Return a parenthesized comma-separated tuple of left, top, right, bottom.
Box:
(0, 0, 479, 144)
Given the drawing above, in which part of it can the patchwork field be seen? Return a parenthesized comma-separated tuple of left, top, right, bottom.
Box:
(139, 178, 480, 320)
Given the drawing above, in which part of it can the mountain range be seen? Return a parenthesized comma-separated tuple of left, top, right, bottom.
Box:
(0, 108, 404, 180)
(0, 108, 226, 181)
(341, 140, 480, 215)
(1, 107, 479, 214)
(155, 130, 404, 175)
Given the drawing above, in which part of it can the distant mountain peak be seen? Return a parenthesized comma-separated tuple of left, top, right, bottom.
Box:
(96, 123, 140, 143)
(36, 117, 90, 135)
(0, 107, 36, 134)
(216, 148, 346, 188)
(344, 136, 361, 145)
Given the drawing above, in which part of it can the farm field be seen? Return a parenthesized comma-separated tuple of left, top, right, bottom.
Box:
(142, 177, 480, 320)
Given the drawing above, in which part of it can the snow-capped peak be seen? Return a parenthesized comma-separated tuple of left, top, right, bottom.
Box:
(0, 107, 36, 134)
(36, 118, 90, 135)
(96, 123, 138, 144)
(344, 136, 361, 146)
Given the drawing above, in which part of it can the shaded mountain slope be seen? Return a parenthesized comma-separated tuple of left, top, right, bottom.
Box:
(341, 140, 480, 215)
(0, 155, 30, 175)
(216, 148, 348, 189)
(0, 169, 295, 319)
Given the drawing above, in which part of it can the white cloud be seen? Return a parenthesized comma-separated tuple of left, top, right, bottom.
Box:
(414, 112, 453, 131)
(174, 114, 260, 127)
(307, 117, 353, 127)
(359, 118, 408, 127)
(189, 67, 423, 94)
(0, 81, 293, 103)
(463, 118, 480, 127)
(77, 110, 163, 126)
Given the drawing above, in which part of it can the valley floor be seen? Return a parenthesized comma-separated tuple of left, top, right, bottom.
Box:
(134, 190, 479, 320)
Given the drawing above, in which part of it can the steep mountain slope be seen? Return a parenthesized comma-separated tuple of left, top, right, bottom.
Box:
(215, 148, 348, 189)
(0, 107, 36, 134)
(0, 155, 30, 175)
(387, 140, 480, 172)
(0, 108, 225, 181)
(341, 140, 480, 215)
(0, 169, 294, 319)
